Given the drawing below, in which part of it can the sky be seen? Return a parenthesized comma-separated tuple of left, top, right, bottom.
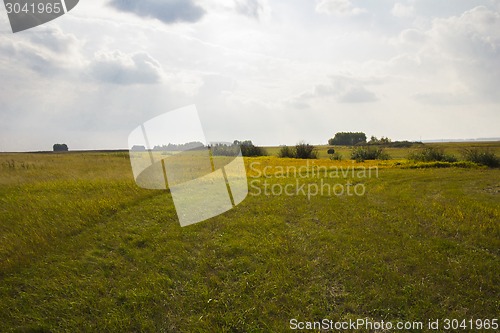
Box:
(0, 0, 499, 151)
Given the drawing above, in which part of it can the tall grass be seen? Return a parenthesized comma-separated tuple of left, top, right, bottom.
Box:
(408, 147, 457, 163)
(462, 148, 499, 168)
(351, 146, 390, 162)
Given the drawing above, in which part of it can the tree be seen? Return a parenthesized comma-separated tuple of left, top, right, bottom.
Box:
(328, 132, 367, 146)
(234, 140, 267, 157)
(53, 144, 68, 152)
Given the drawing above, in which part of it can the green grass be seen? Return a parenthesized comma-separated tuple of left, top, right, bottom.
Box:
(281, 141, 500, 161)
(0, 146, 499, 332)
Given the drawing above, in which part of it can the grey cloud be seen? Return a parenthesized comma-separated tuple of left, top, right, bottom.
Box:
(409, 6, 500, 104)
(399, 29, 427, 45)
(235, 0, 265, 19)
(286, 74, 380, 108)
(0, 27, 80, 76)
(321, 75, 380, 103)
(28, 29, 80, 54)
(89, 51, 163, 85)
(338, 87, 378, 103)
(109, 0, 205, 24)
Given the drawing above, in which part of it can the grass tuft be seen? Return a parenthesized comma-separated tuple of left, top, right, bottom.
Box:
(462, 148, 499, 168)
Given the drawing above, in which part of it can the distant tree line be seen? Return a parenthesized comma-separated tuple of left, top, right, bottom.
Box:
(235, 140, 267, 157)
(130, 140, 267, 157)
(328, 132, 367, 146)
(329, 132, 421, 148)
(152, 142, 205, 151)
(212, 140, 267, 157)
(368, 136, 421, 148)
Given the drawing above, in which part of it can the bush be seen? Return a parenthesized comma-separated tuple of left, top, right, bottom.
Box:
(388, 141, 422, 148)
(351, 146, 389, 162)
(329, 152, 343, 161)
(278, 145, 295, 158)
(295, 142, 318, 159)
(462, 148, 499, 168)
(408, 147, 457, 163)
(278, 143, 318, 159)
(240, 142, 267, 157)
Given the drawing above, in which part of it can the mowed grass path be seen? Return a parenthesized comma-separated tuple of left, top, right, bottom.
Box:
(0, 151, 498, 332)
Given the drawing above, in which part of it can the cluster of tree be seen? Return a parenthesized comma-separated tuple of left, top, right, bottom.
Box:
(235, 140, 267, 157)
(329, 133, 421, 148)
(152, 142, 205, 151)
(53, 144, 68, 152)
(212, 140, 266, 157)
(368, 136, 391, 145)
(328, 132, 367, 146)
(211, 143, 240, 157)
(279, 142, 318, 159)
(131, 140, 266, 157)
(368, 136, 421, 148)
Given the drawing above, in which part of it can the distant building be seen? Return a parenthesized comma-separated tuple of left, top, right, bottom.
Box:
(53, 144, 68, 152)
(131, 145, 146, 151)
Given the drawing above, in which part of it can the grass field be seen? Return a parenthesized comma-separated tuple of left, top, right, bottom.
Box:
(0, 143, 499, 332)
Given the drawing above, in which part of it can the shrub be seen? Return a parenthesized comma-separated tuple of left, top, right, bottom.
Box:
(295, 142, 318, 159)
(351, 146, 389, 162)
(278, 143, 318, 159)
(388, 141, 422, 148)
(278, 145, 295, 158)
(408, 147, 457, 163)
(462, 148, 499, 168)
(240, 142, 267, 157)
(329, 152, 343, 161)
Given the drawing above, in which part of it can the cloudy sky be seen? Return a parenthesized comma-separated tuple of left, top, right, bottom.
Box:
(0, 0, 499, 151)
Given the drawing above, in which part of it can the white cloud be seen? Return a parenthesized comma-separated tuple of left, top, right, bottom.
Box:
(88, 50, 163, 85)
(398, 28, 427, 45)
(234, 0, 271, 20)
(338, 86, 378, 103)
(391, 3, 415, 18)
(316, 0, 366, 16)
(287, 74, 380, 108)
(393, 6, 500, 103)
